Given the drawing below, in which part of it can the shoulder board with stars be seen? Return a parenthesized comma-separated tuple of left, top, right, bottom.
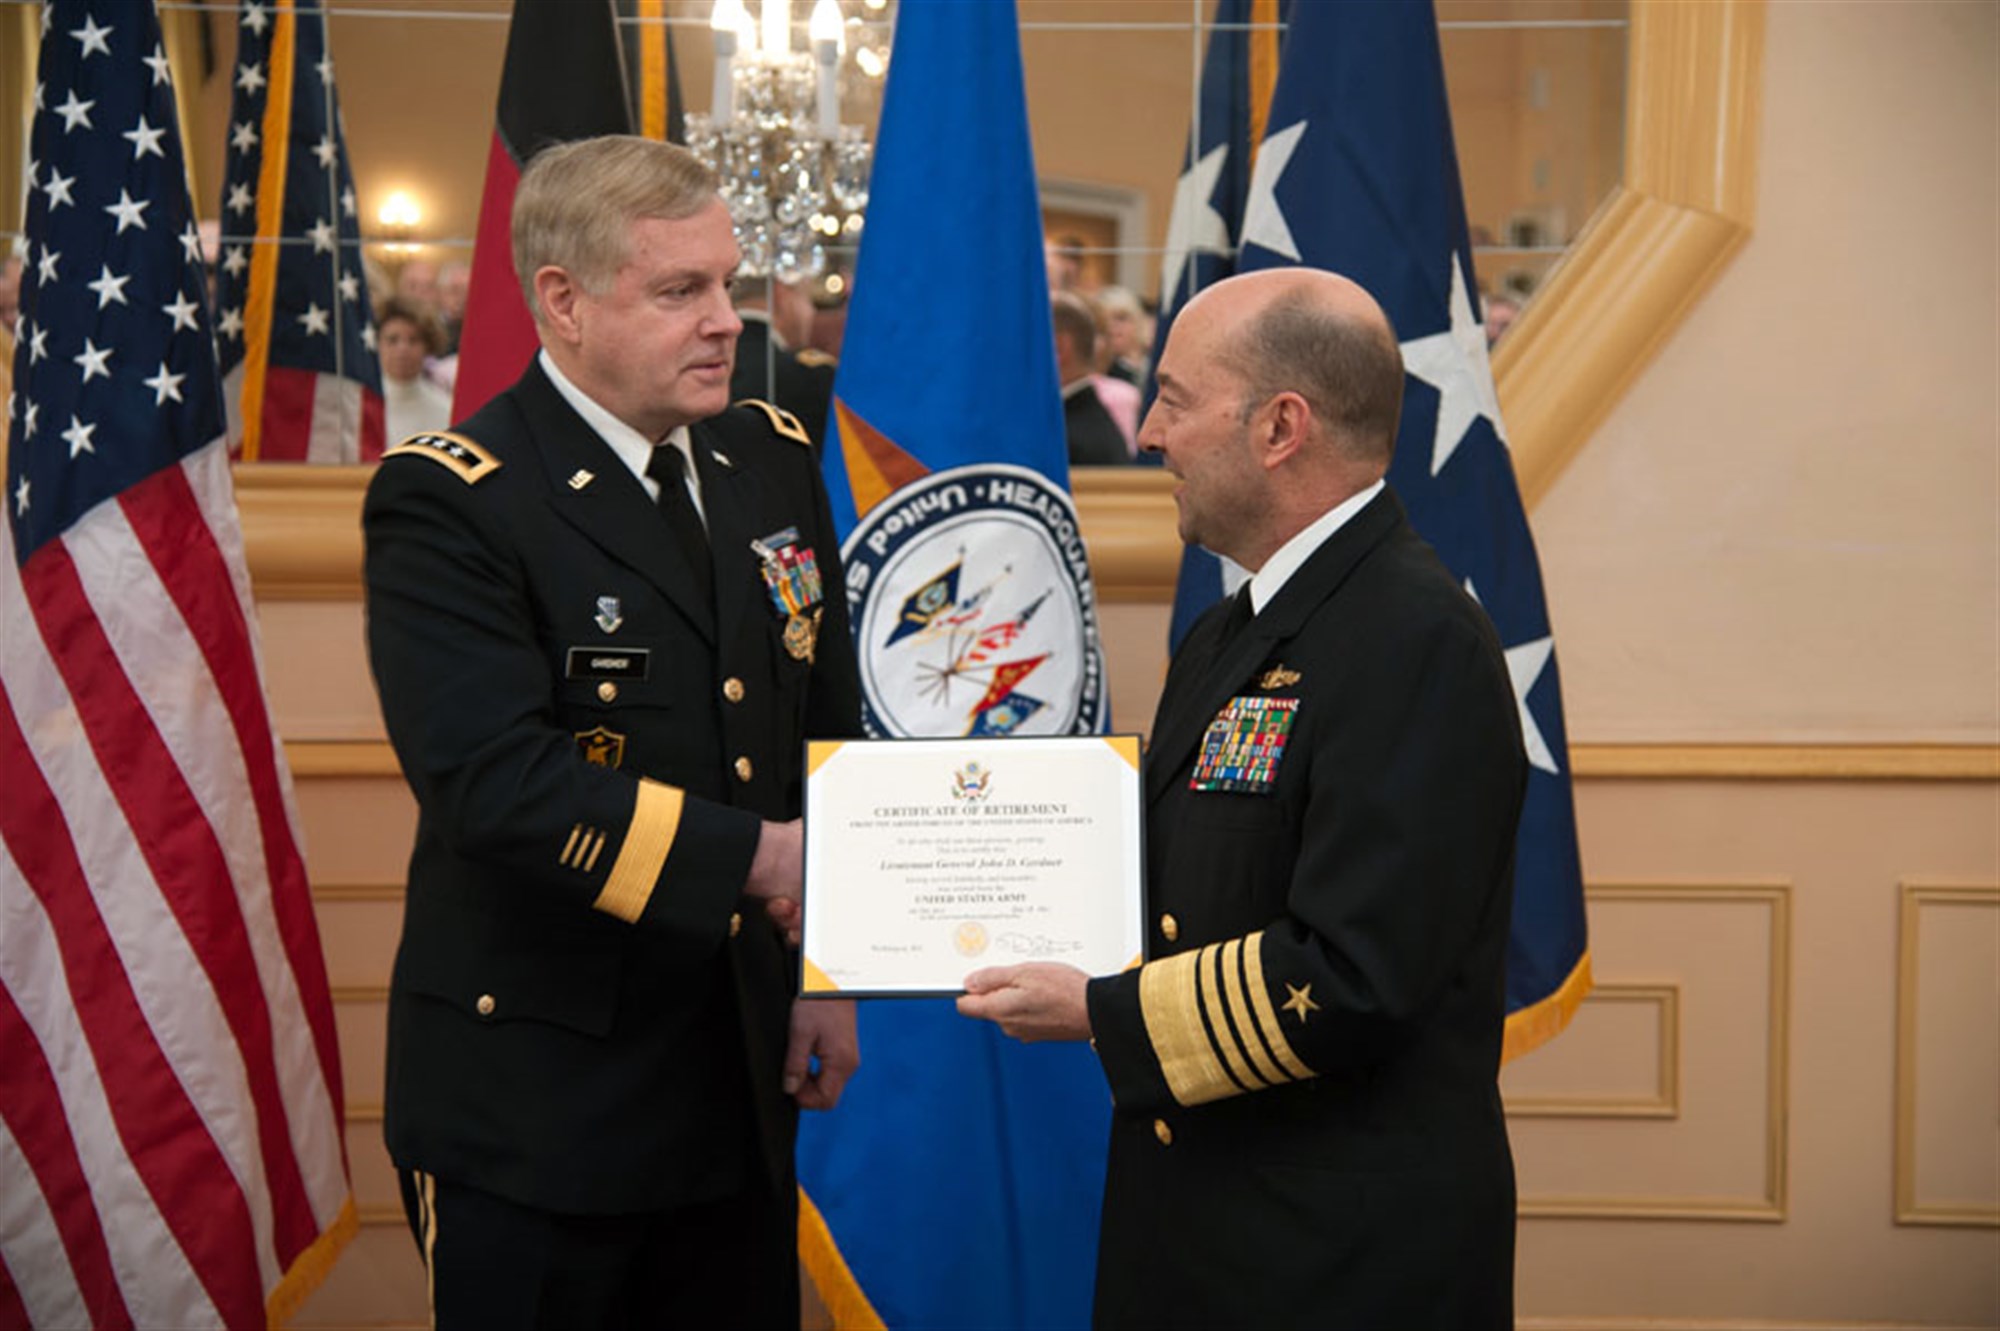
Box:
(734, 398, 812, 447)
(382, 431, 502, 485)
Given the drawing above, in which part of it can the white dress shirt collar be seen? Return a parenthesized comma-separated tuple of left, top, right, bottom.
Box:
(539, 348, 698, 511)
(1246, 479, 1386, 613)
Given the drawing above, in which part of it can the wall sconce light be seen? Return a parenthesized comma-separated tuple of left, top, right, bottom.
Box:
(378, 191, 422, 251)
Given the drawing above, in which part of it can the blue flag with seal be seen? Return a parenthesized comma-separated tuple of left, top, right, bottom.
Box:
(1164, 0, 1590, 1056)
(796, 2, 1113, 1326)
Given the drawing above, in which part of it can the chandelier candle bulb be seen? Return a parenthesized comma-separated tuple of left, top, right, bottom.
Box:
(710, 0, 740, 121)
(763, 0, 791, 56)
(810, 0, 842, 137)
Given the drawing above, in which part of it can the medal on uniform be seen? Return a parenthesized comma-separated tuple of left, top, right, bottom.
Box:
(753, 528, 825, 651)
(594, 596, 623, 634)
(1188, 696, 1299, 793)
(784, 606, 822, 662)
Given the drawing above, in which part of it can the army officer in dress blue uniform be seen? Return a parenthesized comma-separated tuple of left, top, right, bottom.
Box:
(959, 269, 1527, 1329)
(363, 136, 861, 1331)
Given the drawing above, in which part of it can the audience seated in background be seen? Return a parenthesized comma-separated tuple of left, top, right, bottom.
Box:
(1094, 284, 1151, 387)
(1044, 234, 1083, 293)
(393, 258, 440, 313)
(436, 259, 471, 354)
(1052, 291, 1132, 466)
(376, 297, 452, 440)
(0, 255, 21, 335)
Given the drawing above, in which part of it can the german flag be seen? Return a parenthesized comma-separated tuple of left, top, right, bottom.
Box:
(451, 0, 632, 421)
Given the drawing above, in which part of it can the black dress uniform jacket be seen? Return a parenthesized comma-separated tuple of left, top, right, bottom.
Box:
(363, 358, 860, 1217)
(1086, 489, 1526, 1330)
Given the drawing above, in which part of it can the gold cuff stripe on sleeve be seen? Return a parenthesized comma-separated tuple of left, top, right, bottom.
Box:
(1232, 927, 1296, 1087)
(592, 780, 686, 923)
(1139, 945, 1242, 1107)
(582, 831, 608, 873)
(1218, 938, 1288, 1088)
(561, 824, 583, 867)
(1243, 931, 1315, 1081)
(1200, 941, 1269, 1093)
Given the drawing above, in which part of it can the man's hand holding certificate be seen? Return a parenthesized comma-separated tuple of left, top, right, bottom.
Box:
(800, 736, 1146, 997)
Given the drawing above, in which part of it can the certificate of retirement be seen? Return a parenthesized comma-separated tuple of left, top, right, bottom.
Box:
(799, 735, 1146, 996)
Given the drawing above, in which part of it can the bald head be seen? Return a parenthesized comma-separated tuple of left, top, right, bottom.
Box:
(1184, 269, 1404, 472)
(1141, 269, 1406, 568)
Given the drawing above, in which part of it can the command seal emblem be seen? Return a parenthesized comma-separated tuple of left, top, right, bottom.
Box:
(841, 464, 1108, 738)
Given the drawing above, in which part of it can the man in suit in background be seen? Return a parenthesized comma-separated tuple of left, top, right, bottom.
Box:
(960, 268, 1526, 1328)
(1054, 291, 1134, 466)
(364, 135, 860, 1330)
(730, 273, 836, 451)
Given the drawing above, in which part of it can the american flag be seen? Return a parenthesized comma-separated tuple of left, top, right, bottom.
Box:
(214, 0, 383, 463)
(1, 2, 353, 1327)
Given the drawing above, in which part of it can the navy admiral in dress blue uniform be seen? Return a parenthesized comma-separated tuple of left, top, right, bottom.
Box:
(363, 136, 861, 1330)
(959, 269, 1527, 1329)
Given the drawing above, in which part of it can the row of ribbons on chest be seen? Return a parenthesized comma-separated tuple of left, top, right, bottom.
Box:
(641, 445, 825, 663)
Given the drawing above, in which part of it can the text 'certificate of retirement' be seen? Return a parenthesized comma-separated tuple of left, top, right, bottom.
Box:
(800, 735, 1145, 997)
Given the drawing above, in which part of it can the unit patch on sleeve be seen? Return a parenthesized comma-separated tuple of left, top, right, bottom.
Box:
(575, 726, 626, 769)
(1189, 696, 1299, 793)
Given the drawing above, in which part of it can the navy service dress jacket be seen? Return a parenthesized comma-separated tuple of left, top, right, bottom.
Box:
(1086, 488, 1527, 1330)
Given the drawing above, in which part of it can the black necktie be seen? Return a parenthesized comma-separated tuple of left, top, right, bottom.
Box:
(646, 444, 713, 589)
(1194, 586, 1254, 682)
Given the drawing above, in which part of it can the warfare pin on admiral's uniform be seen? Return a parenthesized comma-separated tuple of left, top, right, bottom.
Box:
(1189, 696, 1299, 793)
(595, 596, 623, 634)
(752, 526, 825, 662)
(1257, 664, 1301, 690)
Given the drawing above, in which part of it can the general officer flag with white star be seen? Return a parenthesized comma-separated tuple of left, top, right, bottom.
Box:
(1176, 0, 1591, 1057)
(214, 0, 383, 462)
(2, 2, 354, 1325)
(1152, 0, 1286, 648)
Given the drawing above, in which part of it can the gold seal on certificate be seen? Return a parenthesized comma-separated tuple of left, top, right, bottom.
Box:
(800, 735, 1146, 997)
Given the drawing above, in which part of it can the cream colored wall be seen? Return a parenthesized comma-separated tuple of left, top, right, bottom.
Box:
(1535, 0, 2000, 745)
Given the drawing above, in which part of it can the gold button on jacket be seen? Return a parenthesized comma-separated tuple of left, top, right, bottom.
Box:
(475, 994, 496, 1017)
(1159, 913, 1179, 943)
(729, 912, 743, 937)
(1152, 1118, 1173, 1146)
(596, 680, 618, 703)
(734, 756, 754, 782)
(722, 677, 746, 703)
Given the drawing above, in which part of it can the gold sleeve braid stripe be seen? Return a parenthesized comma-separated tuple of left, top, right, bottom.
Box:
(591, 780, 686, 923)
(1139, 931, 1315, 1106)
(1242, 931, 1314, 1081)
(1139, 947, 1240, 1107)
(1216, 937, 1289, 1088)
(1201, 941, 1270, 1094)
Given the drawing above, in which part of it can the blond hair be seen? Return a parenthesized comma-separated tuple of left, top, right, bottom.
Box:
(511, 135, 721, 320)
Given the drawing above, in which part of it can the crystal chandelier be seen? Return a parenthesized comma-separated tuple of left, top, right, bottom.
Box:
(685, 0, 882, 282)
